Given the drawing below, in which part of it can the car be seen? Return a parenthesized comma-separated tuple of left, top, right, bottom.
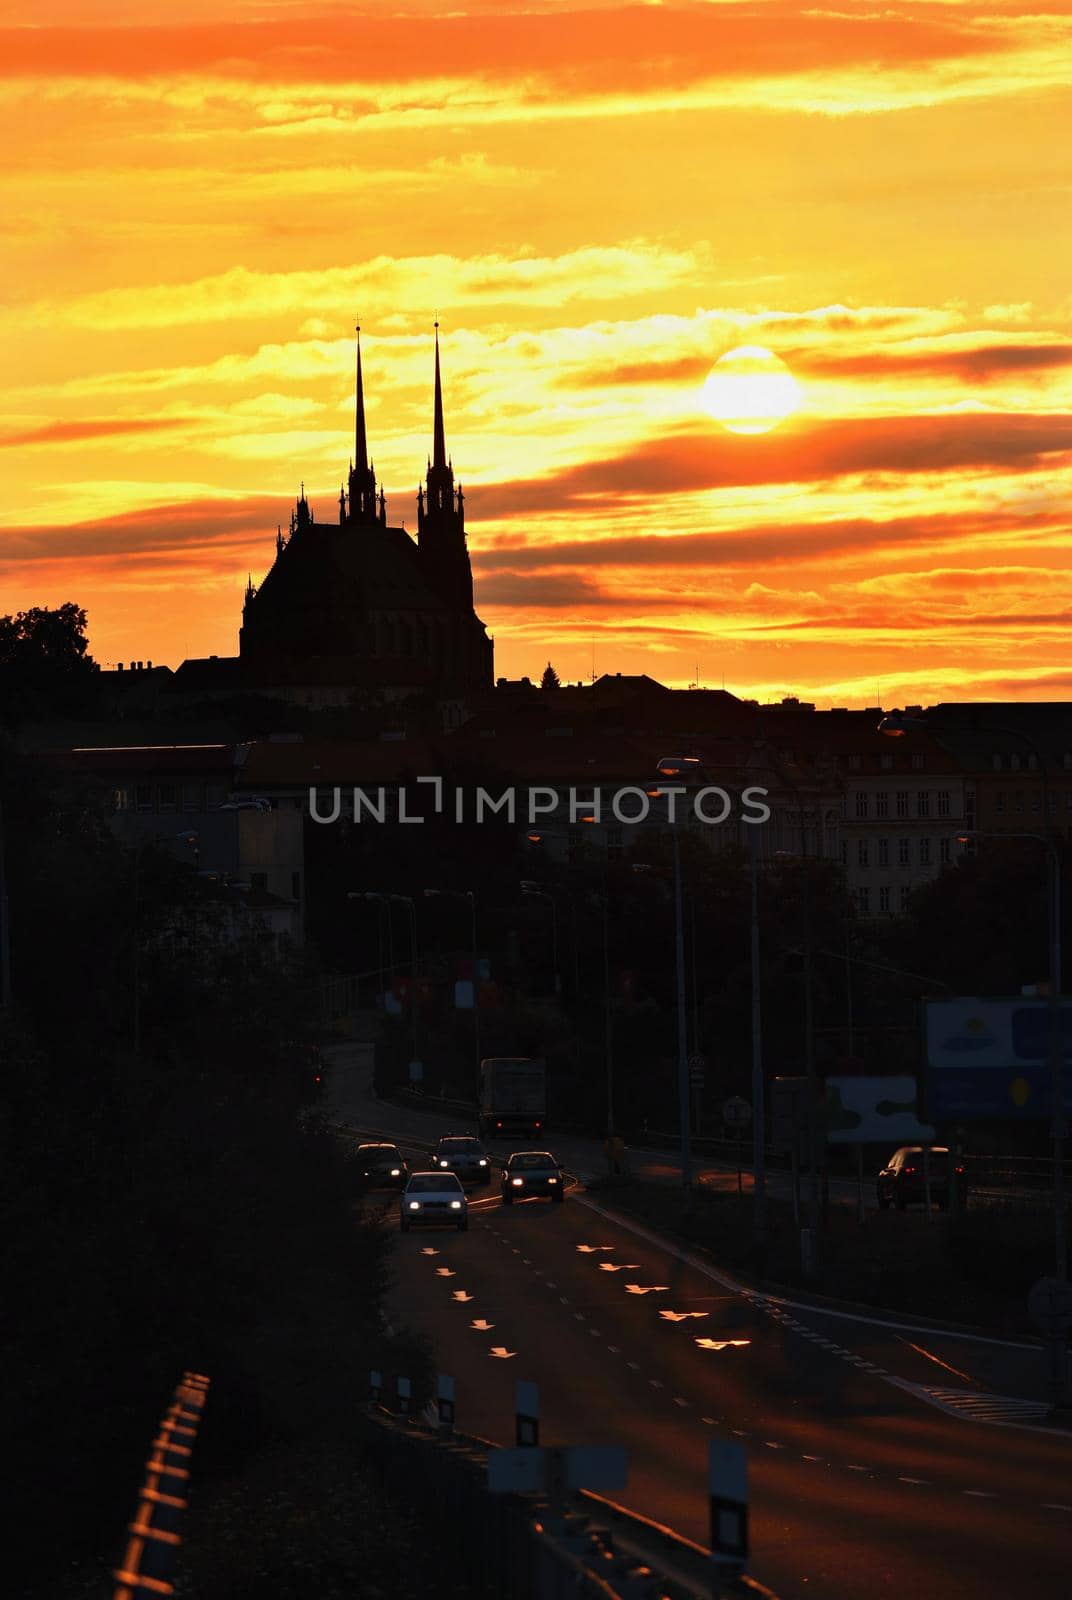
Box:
(501, 1150, 565, 1205)
(877, 1145, 966, 1211)
(400, 1171, 468, 1232)
(434, 1134, 493, 1186)
(354, 1142, 409, 1190)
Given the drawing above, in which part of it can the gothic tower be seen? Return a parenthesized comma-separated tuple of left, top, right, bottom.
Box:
(417, 322, 474, 610)
(343, 324, 386, 528)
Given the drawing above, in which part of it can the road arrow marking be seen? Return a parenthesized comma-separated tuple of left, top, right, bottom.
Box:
(452, 1291, 474, 1302)
(625, 1284, 669, 1295)
(420, 1248, 439, 1256)
(599, 1263, 640, 1272)
(435, 1268, 456, 1277)
(472, 1319, 495, 1330)
(577, 1245, 616, 1253)
(489, 1347, 517, 1359)
(695, 1338, 751, 1351)
(659, 1310, 709, 1322)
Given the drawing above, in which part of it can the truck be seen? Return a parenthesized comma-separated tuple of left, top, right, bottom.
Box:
(477, 1057, 547, 1140)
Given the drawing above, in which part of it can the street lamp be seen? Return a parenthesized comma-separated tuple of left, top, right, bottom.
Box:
(646, 777, 694, 1192)
(520, 881, 561, 995)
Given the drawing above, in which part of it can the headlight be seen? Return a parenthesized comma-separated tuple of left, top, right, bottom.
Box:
(511, 1177, 524, 1186)
(479, 1159, 488, 1167)
(449, 1200, 463, 1210)
(548, 1177, 558, 1184)
(408, 1201, 421, 1211)
(439, 1160, 449, 1168)
(390, 1168, 401, 1176)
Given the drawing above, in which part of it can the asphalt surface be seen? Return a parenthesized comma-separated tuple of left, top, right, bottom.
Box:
(330, 1051, 1072, 1600)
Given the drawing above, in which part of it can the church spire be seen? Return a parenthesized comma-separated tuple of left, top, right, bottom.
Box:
(433, 320, 447, 470)
(354, 324, 368, 470)
(347, 322, 380, 525)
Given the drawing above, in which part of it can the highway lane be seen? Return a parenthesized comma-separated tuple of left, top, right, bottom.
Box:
(331, 1050, 1060, 1404)
(377, 1176, 1072, 1600)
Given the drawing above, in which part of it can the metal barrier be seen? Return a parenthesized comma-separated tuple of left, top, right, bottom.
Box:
(112, 1371, 210, 1599)
(363, 1403, 778, 1600)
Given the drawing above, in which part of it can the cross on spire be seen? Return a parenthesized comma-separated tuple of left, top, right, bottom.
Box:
(433, 319, 447, 470)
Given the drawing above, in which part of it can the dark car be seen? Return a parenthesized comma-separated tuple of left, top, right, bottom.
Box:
(877, 1145, 966, 1211)
(354, 1142, 409, 1190)
(434, 1134, 492, 1186)
(501, 1150, 564, 1205)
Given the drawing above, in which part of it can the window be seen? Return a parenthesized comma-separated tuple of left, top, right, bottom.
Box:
(250, 871, 268, 892)
(855, 792, 868, 818)
(135, 784, 152, 811)
(940, 837, 951, 864)
(996, 791, 1006, 815)
(916, 791, 930, 817)
(880, 753, 894, 771)
(1015, 790, 1024, 813)
(879, 885, 891, 913)
(876, 791, 889, 817)
(1049, 792, 1057, 815)
(937, 790, 950, 817)
(182, 782, 200, 811)
(1031, 790, 1040, 813)
(206, 783, 225, 808)
(911, 752, 925, 770)
(896, 791, 909, 817)
(992, 753, 1003, 771)
(898, 838, 910, 866)
(965, 789, 976, 824)
(857, 840, 870, 868)
(900, 885, 911, 912)
(848, 754, 862, 771)
(1010, 753, 1022, 772)
(112, 787, 130, 811)
(919, 837, 932, 866)
(878, 838, 890, 867)
(158, 783, 177, 812)
(857, 887, 870, 914)
(840, 840, 848, 867)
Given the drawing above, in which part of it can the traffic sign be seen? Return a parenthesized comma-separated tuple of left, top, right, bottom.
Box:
(709, 1439, 748, 1569)
(689, 1053, 707, 1088)
(1028, 1277, 1072, 1338)
(722, 1095, 752, 1129)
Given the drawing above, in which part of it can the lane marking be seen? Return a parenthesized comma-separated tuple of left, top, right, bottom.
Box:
(673, 1397, 690, 1408)
(649, 1379, 664, 1389)
(560, 1296, 571, 1305)
(574, 1313, 586, 1322)
(628, 1361, 640, 1370)
(589, 1329, 602, 1338)
(1042, 1503, 1072, 1511)
(895, 1335, 978, 1386)
(802, 1455, 823, 1462)
(899, 1477, 929, 1485)
(963, 1490, 997, 1499)
(607, 1346, 620, 1354)
(846, 1465, 869, 1473)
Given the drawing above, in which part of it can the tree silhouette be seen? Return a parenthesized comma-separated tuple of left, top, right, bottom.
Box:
(540, 661, 560, 690)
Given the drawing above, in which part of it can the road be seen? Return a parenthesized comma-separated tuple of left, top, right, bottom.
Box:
(329, 1050, 1072, 1599)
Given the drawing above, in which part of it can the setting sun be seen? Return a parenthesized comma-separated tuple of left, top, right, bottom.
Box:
(701, 346, 802, 435)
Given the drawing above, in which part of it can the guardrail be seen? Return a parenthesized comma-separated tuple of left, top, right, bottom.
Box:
(364, 1401, 778, 1600)
(112, 1371, 210, 1599)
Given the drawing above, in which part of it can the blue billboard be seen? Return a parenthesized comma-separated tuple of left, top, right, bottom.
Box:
(925, 998, 1072, 1120)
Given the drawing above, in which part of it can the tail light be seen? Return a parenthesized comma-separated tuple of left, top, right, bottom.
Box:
(496, 1121, 502, 1130)
(955, 1165, 964, 1174)
(535, 1121, 542, 1130)
(903, 1165, 917, 1175)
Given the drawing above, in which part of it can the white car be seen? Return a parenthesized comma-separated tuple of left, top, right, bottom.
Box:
(400, 1170, 469, 1233)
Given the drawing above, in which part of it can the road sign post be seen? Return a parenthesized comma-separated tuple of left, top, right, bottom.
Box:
(516, 1379, 539, 1446)
(436, 1373, 455, 1435)
(1028, 1277, 1072, 1414)
(709, 1439, 748, 1573)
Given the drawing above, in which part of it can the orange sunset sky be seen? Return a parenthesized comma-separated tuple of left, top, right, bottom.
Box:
(3, 0, 1071, 706)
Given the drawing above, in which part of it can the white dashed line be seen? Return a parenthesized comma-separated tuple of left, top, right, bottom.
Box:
(607, 1346, 620, 1354)
(846, 1465, 869, 1473)
(701, 1417, 718, 1426)
(589, 1328, 602, 1338)
(649, 1379, 664, 1390)
(802, 1455, 823, 1462)
(560, 1296, 571, 1305)
(574, 1312, 586, 1321)
(963, 1490, 997, 1499)
(628, 1361, 640, 1370)
(674, 1397, 690, 1408)
(899, 1477, 929, 1485)
(1042, 1503, 1072, 1512)
(546, 1281, 557, 1288)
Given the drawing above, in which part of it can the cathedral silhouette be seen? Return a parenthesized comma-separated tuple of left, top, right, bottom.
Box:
(193, 325, 494, 706)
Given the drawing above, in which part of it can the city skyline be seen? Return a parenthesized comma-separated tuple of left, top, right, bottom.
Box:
(3, 0, 1071, 706)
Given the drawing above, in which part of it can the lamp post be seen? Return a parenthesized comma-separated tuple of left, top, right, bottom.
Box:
(771, 764, 821, 1274)
(520, 881, 561, 995)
